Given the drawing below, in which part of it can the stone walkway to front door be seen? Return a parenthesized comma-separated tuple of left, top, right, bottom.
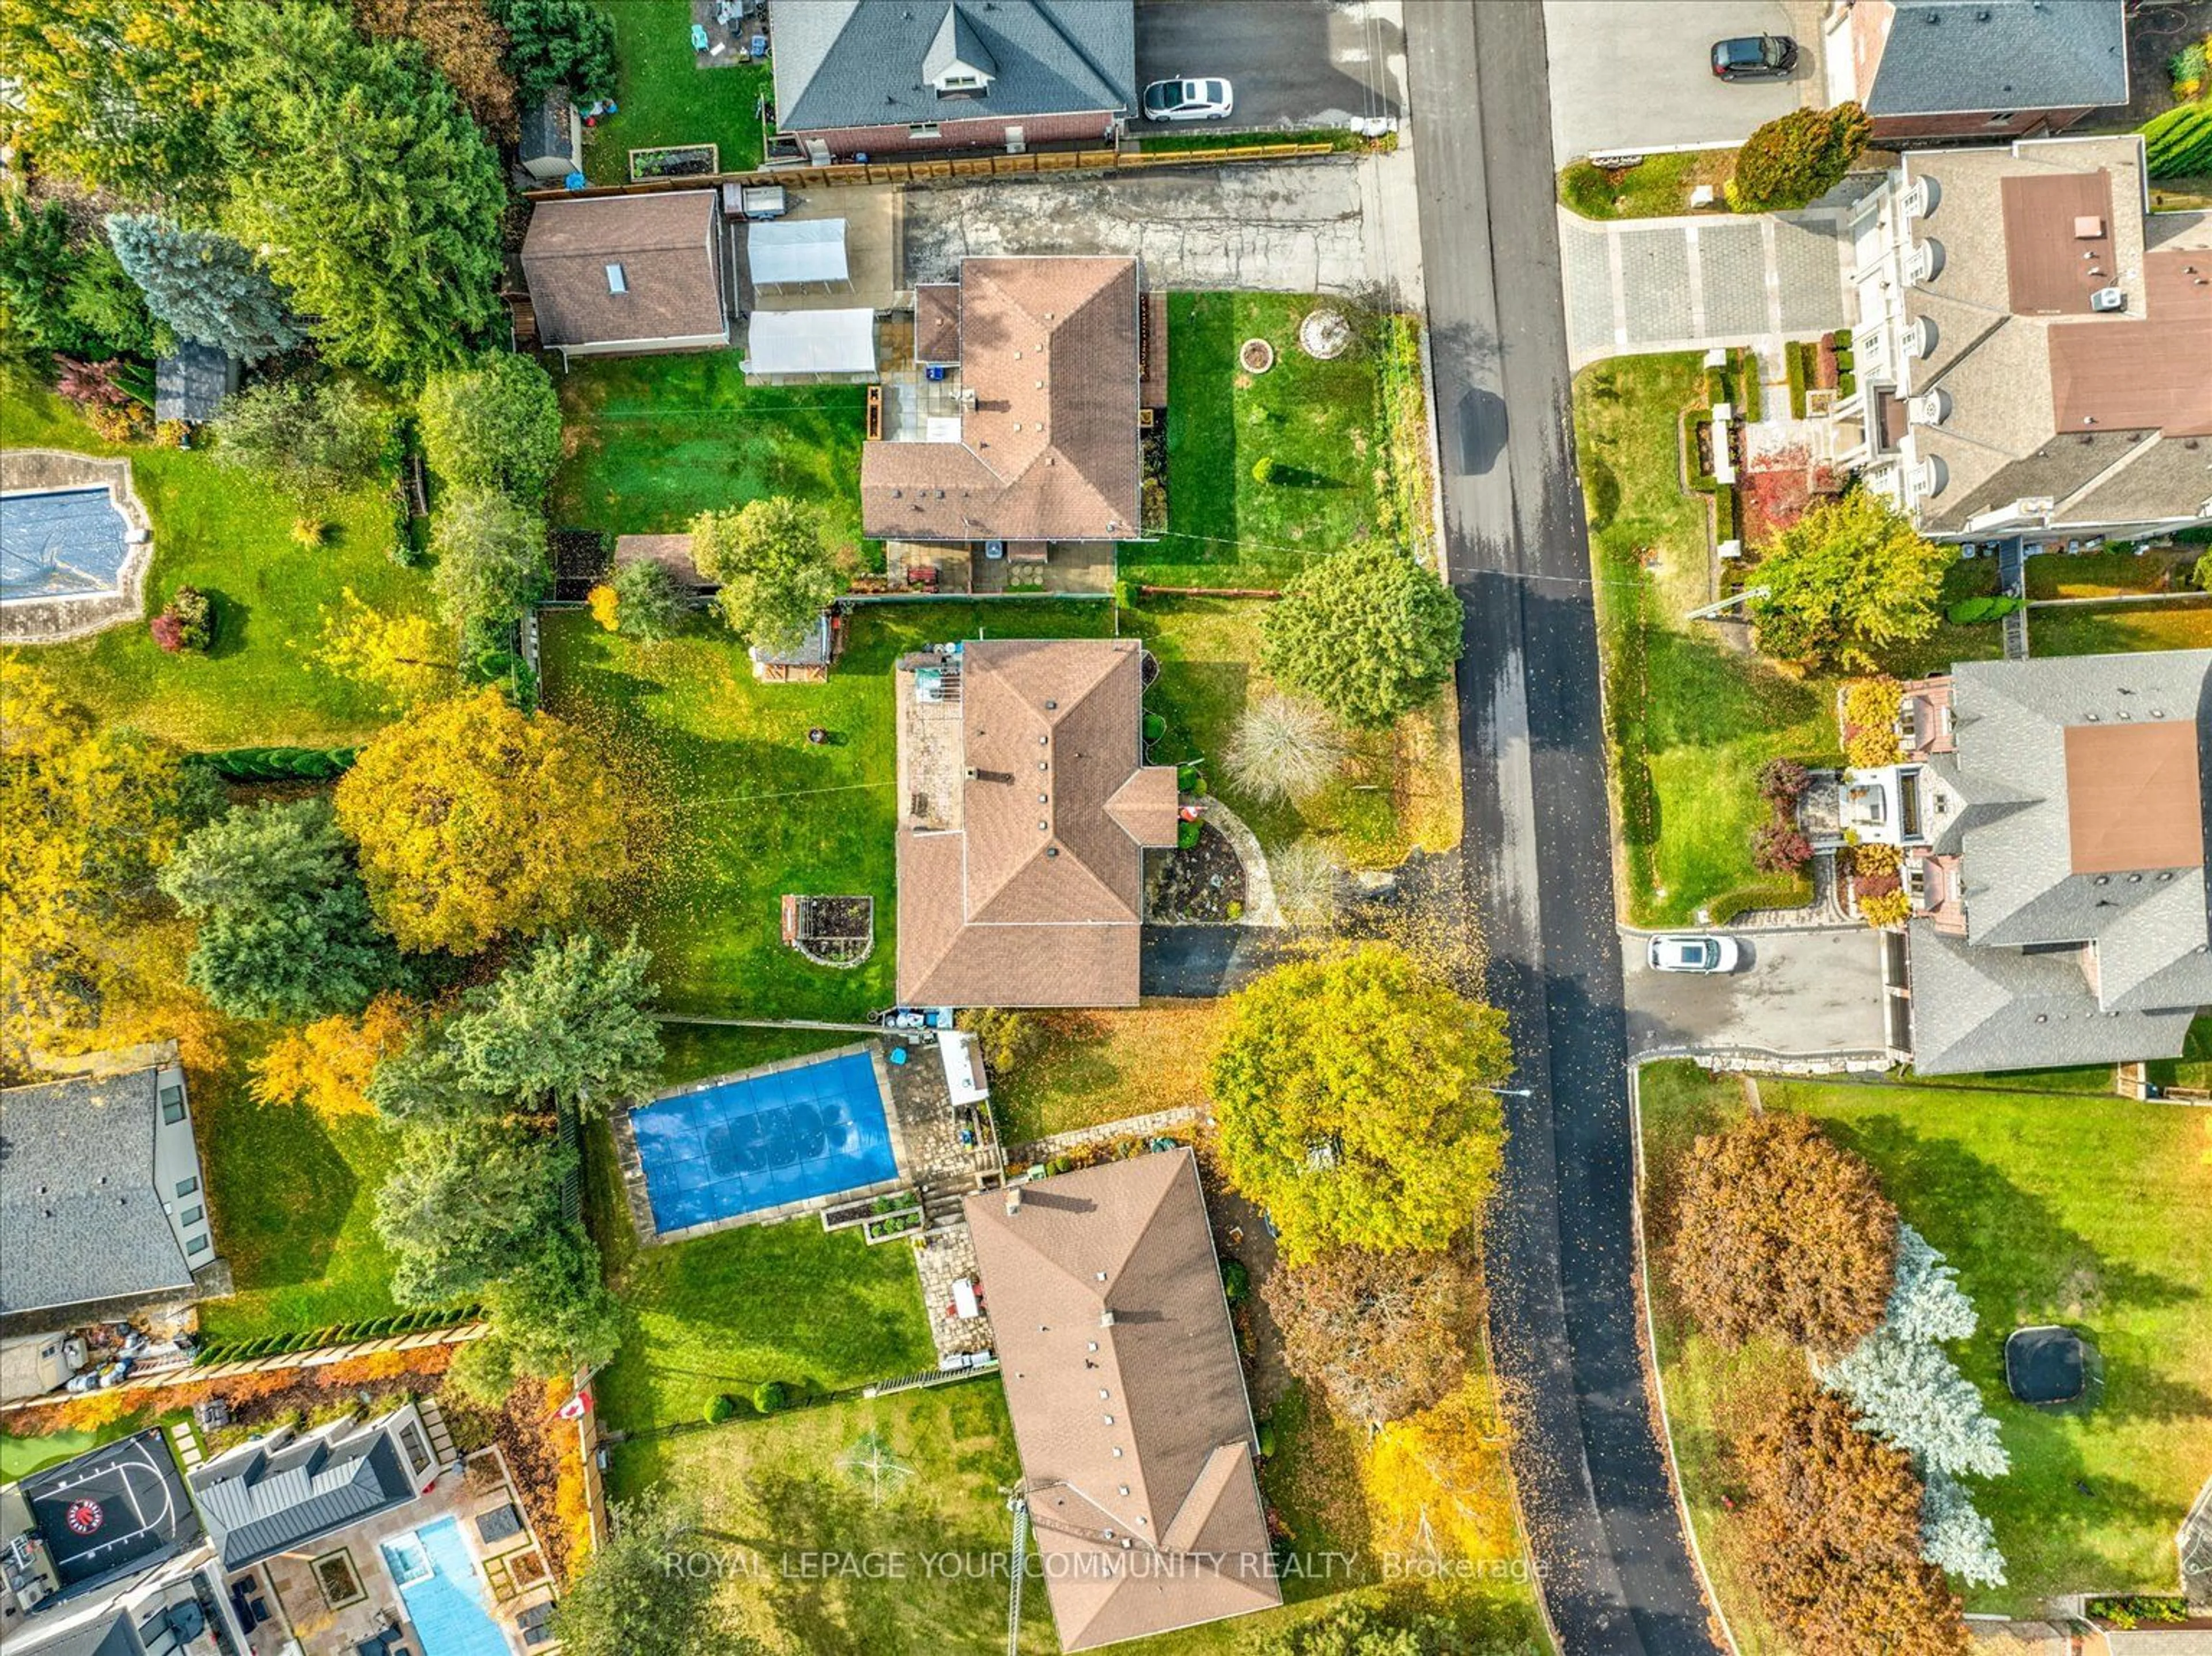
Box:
(1559, 206, 1850, 367)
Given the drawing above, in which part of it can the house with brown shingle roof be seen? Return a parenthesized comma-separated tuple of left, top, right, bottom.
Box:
(864, 257, 1141, 550)
(964, 1149, 1280, 1651)
(897, 636, 1177, 1007)
(519, 190, 730, 365)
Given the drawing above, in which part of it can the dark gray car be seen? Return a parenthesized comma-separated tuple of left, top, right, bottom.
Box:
(1710, 34, 1798, 81)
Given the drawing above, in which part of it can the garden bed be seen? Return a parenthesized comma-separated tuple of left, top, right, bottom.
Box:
(628, 142, 718, 180)
(1145, 821, 1248, 921)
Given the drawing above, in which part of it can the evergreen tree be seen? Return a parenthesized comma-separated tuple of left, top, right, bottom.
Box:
(1921, 1468, 2007, 1589)
(105, 214, 302, 361)
(439, 931, 661, 1117)
(493, 0, 618, 107)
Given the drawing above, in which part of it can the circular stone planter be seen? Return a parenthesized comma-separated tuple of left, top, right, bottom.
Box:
(1238, 338, 1275, 374)
(1298, 309, 1352, 359)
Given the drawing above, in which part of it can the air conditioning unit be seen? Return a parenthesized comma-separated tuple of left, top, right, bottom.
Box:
(2090, 286, 2126, 312)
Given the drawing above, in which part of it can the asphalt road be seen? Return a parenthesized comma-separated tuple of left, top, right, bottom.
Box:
(1623, 925, 1891, 1062)
(1135, 0, 1404, 132)
(1407, 5, 1726, 1653)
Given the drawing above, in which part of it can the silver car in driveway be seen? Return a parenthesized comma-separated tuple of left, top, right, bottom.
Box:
(1142, 77, 1234, 122)
(1646, 934, 1742, 974)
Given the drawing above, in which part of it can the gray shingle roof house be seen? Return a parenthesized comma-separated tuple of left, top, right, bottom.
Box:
(0, 1060, 221, 1333)
(1829, 1, 2129, 141)
(188, 1405, 437, 1570)
(1901, 651, 2212, 1074)
(770, 1, 1134, 161)
(152, 343, 238, 426)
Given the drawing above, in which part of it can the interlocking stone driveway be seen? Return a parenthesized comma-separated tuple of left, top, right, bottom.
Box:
(1559, 207, 1849, 366)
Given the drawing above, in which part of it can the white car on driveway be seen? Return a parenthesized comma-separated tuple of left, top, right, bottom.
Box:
(1142, 77, 1234, 122)
(1646, 934, 1741, 974)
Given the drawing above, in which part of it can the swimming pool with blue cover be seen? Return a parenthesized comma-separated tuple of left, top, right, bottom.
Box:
(630, 1049, 898, 1231)
(1, 487, 130, 601)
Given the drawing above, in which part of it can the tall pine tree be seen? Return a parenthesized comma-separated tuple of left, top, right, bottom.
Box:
(105, 214, 302, 361)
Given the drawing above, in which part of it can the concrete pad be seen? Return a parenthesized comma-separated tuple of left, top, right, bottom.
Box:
(1624, 924, 1890, 1060)
(1543, 0, 1825, 165)
(899, 154, 1420, 306)
(738, 185, 900, 313)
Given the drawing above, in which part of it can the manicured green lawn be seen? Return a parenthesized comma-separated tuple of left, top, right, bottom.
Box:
(539, 601, 1110, 1018)
(2031, 594, 2212, 656)
(548, 352, 869, 558)
(1129, 595, 1460, 866)
(1, 373, 431, 749)
(1578, 354, 1836, 926)
(194, 1051, 406, 1342)
(585, 0, 770, 183)
(1639, 1062, 2212, 1621)
(590, 1176, 934, 1446)
(1559, 150, 1734, 219)
(2024, 549, 2196, 601)
(1128, 293, 1426, 590)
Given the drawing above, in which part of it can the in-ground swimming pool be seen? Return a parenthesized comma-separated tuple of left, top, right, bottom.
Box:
(0, 487, 131, 601)
(380, 1516, 512, 1656)
(629, 1048, 898, 1231)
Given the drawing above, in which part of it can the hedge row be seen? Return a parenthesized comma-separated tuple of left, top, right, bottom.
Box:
(194, 745, 362, 783)
(192, 1306, 480, 1366)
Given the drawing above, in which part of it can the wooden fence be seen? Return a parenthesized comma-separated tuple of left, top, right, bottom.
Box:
(522, 141, 1339, 202)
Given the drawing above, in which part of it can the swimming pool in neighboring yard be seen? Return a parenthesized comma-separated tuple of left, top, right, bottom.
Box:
(629, 1048, 898, 1231)
(0, 487, 131, 601)
(380, 1516, 512, 1656)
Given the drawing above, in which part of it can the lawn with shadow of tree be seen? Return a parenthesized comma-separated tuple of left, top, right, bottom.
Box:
(194, 1041, 406, 1342)
(1639, 1061, 2212, 1624)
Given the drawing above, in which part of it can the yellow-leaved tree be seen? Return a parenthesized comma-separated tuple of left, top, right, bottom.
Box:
(334, 687, 630, 955)
(0, 662, 215, 1064)
(252, 992, 419, 1120)
(1363, 1375, 1520, 1568)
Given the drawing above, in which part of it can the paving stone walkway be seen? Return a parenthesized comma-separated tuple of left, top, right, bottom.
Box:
(1559, 207, 1850, 367)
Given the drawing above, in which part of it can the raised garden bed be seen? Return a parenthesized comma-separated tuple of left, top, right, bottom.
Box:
(822, 1187, 921, 1235)
(629, 142, 719, 181)
(782, 893, 874, 967)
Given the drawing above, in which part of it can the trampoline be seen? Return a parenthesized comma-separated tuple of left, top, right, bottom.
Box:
(630, 1049, 897, 1231)
(1, 487, 131, 601)
(2005, 1324, 2086, 1404)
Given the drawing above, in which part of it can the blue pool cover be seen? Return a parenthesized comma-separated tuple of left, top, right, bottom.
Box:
(631, 1049, 897, 1231)
(1, 488, 130, 601)
(381, 1517, 509, 1656)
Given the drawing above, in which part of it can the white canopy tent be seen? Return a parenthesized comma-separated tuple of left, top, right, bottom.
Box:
(743, 308, 877, 378)
(747, 217, 849, 289)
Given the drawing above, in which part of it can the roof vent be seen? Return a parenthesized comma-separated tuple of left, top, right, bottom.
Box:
(1100, 1309, 1116, 1328)
(1045, 846, 1059, 858)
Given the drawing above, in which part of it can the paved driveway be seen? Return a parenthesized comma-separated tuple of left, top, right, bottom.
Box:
(899, 154, 1424, 305)
(1624, 924, 1891, 1060)
(1135, 0, 1404, 132)
(1544, 0, 1824, 164)
(1139, 926, 1286, 998)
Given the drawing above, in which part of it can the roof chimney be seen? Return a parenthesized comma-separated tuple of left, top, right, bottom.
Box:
(1005, 1187, 1022, 1217)
(1099, 1309, 1116, 1328)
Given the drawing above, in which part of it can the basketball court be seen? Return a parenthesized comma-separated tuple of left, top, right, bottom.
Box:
(21, 1428, 199, 1590)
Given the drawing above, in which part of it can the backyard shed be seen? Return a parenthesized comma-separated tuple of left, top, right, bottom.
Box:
(153, 343, 239, 426)
(743, 308, 877, 382)
(518, 88, 584, 181)
(748, 217, 850, 289)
